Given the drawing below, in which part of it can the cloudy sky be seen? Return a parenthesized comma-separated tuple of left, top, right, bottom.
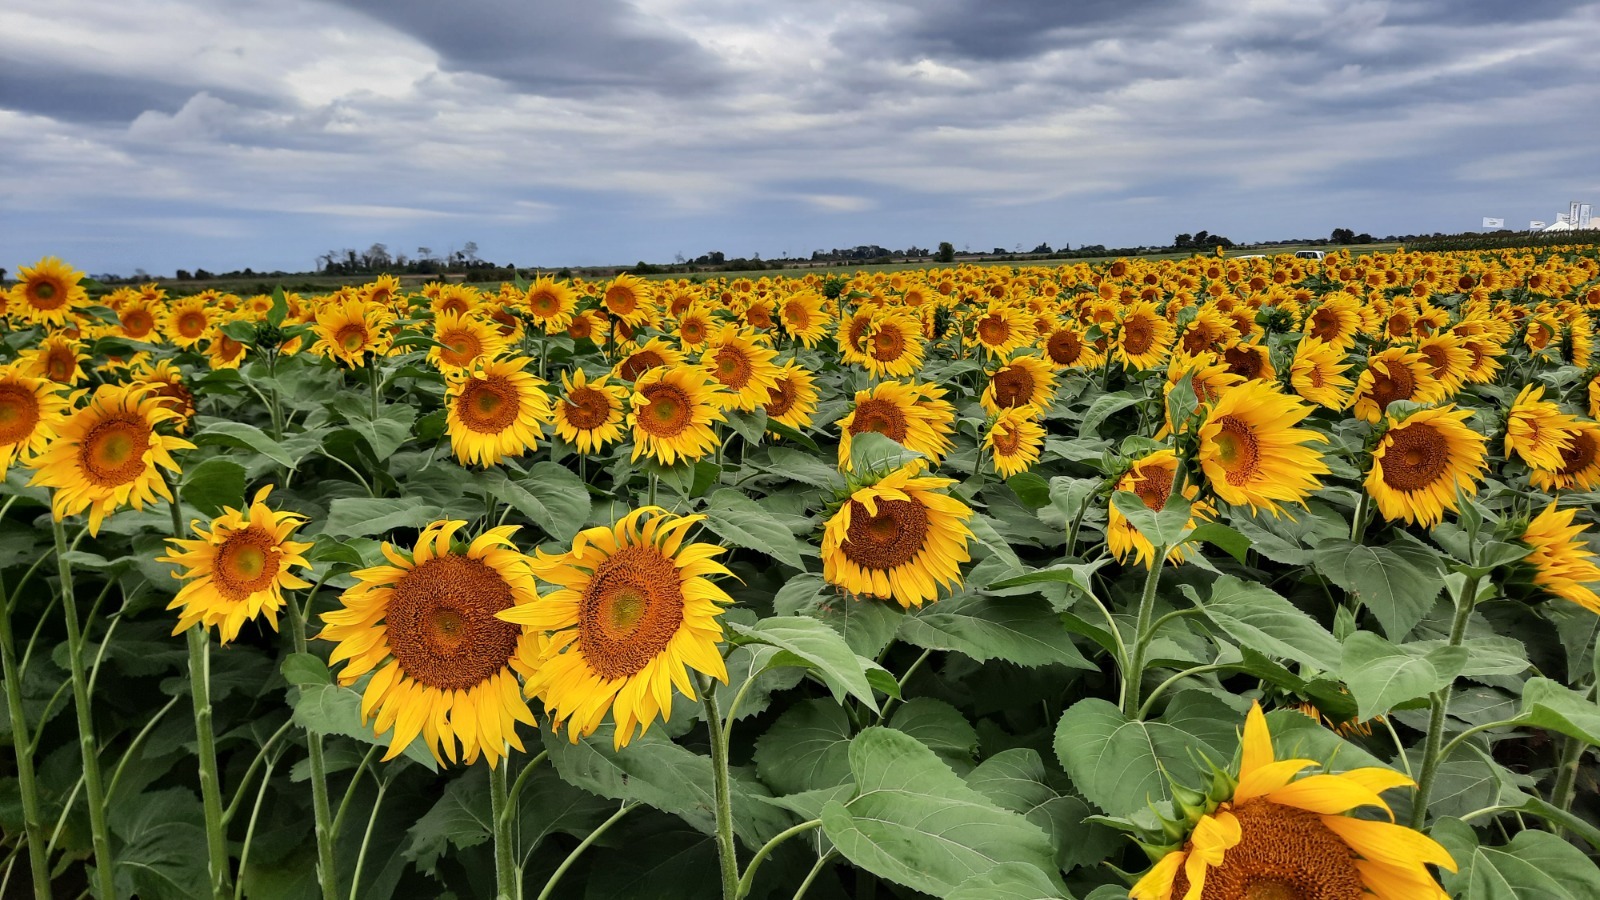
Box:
(2, 0, 1597, 276)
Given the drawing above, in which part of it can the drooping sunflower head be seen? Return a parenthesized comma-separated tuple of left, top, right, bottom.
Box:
(1518, 502, 1600, 616)
(428, 309, 509, 373)
(525, 276, 577, 331)
(627, 364, 728, 465)
(700, 324, 782, 412)
(9, 257, 88, 327)
(161, 485, 313, 644)
(980, 354, 1057, 416)
(1130, 702, 1456, 900)
(26, 382, 195, 535)
(985, 405, 1045, 478)
(502, 507, 734, 749)
(444, 356, 554, 467)
(1107, 449, 1213, 568)
(821, 462, 975, 609)
(1289, 338, 1353, 411)
(1505, 384, 1578, 473)
(1351, 347, 1444, 424)
(763, 361, 820, 432)
(1365, 405, 1488, 527)
(1196, 381, 1329, 516)
(0, 361, 68, 481)
(613, 336, 685, 383)
(552, 367, 628, 455)
(311, 297, 396, 367)
(318, 520, 541, 766)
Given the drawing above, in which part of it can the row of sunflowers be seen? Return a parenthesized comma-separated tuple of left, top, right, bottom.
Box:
(2, 245, 1600, 899)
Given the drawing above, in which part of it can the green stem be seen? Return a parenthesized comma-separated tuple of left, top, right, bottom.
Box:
(534, 804, 635, 900)
(222, 719, 294, 824)
(368, 360, 382, 420)
(1408, 574, 1481, 830)
(700, 676, 739, 900)
(1138, 663, 1231, 719)
(1349, 489, 1371, 543)
(286, 592, 340, 900)
(233, 752, 278, 900)
(791, 851, 836, 900)
(875, 648, 932, 725)
(346, 778, 389, 900)
(331, 745, 381, 841)
(0, 538, 52, 898)
(735, 819, 822, 900)
(105, 694, 182, 803)
(1550, 683, 1598, 836)
(53, 517, 116, 900)
(490, 762, 519, 900)
(188, 627, 232, 897)
(504, 750, 548, 813)
(1065, 488, 1096, 558)
(1120, 548, 1169, 718)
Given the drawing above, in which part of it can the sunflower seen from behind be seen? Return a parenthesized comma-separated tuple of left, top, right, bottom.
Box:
(501, 507, 734, 749)
(1195, 381, 1328, 516)
(552, 367, 628, 455)
(0, 361, 67, 481)
(1365, 405, 1487, 527)
(318, 520, 541, 766)
(161, 486, 313, 644)
(445, 356, 554, 467)
(821, 461, 974, 609)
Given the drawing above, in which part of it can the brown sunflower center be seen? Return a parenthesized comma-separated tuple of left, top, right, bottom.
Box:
(46, 349, 76, 383)
(1122, 316, 1154, 355)
(178, 312, 208, 338)
(562, 386, 613, 430)
(1131, 463, 1175, 509)
(976, 315, 1010, 347)
(335, 323, 369, 354)
(1309, 308, 1341, 342)
(122, 310, 154, 336)
(784, 303, 811, 330)
(215, 335, 245, 360)
(991, 422, 1022, 455)
(439, 329, 482, 367)
(714, 346, 753, 390)
(1418, 345, 1447, 376)
(765, 377, 798, 418)
(568, 316, 594, 340)
(79, 415, 151, 487)
(456, 375, 520, 434)
(872, 326, 906, 361)
(1368, 363, 1416, 411)
(747, 305, 773, 329)
(605, 287, 638, 315)
(1559, 430, 1597, 475)
(618, 349, 665, 381)
(438, 298, 470, 317)
(681, 319, 705, 343)
(212, 525, 282, 601)
(1046, 329, 1084, 365)
(842, 497, 929, 571)
(990, 365, 1035, 409)
(1224, 346, 1264, 380)
(1381, 421, 1447, 491)
(1212, 416, 1261, 485)
(529, 290, 561, 317)
(1168, 800, 1364, 900)
(386, 555, 519, 691)
(578, 545, 685, 680)
(1183, 327, 1217, 356)
(0, 385, 42, 445)
(850, 398, 909, 443)
(637, 383, 693, 437)
(31, 281, 61, 306)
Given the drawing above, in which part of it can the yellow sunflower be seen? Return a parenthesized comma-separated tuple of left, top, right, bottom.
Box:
(27, 383, 194, 535)
(1130, 702, 1455, 900)
(500, 507, 734, 749)
(672, 302, 718, 350)
(162, 296, 216, 349)
(1219, 340, 1275, 383)
(25, 334, 90, 386)
(1302, 292, 1364, 351)
(525, 276, 577, 334)
(9, 257, 88, 327)
(837, 380, 956, 471)
(429, 310, 508, 373)
(1178, 306, 1240, 356)
(553, 368, 628, 455)
(763, 362, 820, 432)
(628, 364, 727, 465)
(113, 296, 163, 342)
(1107, 449, 1212, 568)
(1366, 405, 1488, 527)
(1042, 322, 1105, 370)
(821, 462, 974, 609)
(1412, 333, 1473, 397)
(701, 324, 782, 412)
(1289, 338, 1353, 411)
(445, 357, 554, 467)
(1351, 347, 1444, 424)
(1505, 384, 1577, 472)
(318, 520, 541, 766)
(1529, 419, 1600, 492)
(613, 337, 685, 383)
(1115, 300, 1176, 371)
(1520, 503, 1600, 615)
(971, 303, 1035, 359)
(985, 406, 1045, 478)
(205, 323, 249, 371)
(860, 313, 926, 379)
(780, 290, 830, 348)
(311, 297, 395, 366)
(128, 359, 196, 434)
(0, 362, 67, 480)
(602, 274, 654, 327)
(980, 355, 1057, 416)
(161, 486, 313, 644)
(1196, 381, 1329, 516)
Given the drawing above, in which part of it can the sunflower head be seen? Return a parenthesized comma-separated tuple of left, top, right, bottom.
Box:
(10, 257, 88, 327)
(429, 309, 509, 373)
(1195, 381, 1329, 516)
(0, 361, 68, 481)
(1107, 449, 1213, 568)
(311, 297, 396, 366)
(1365, 405, 1488, 528)
(980, 354, 1057, 416)
(821, 461, 975, 609)
(1505, 384, 1578, 472)
(445, 356, 554, 467)
(985, 405, 1045, 478)
(1517, 502, 1600, 616)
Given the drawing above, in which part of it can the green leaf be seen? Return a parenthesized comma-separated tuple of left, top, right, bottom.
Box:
(754, 699, 854, 795)
(338, 401, 417, 460)
(1434, 818, 1600, 900)
(899, 592, 1094, 669)
(717, 644, 805, 723)
(763, 446, 845, 490)
(724, 408, 768, 447)
(221, 319, 257, 342)
(268, 286, 288, 327)
(1340, 632, 1465, 720)
(1186, 574, 1342, 671)
(1314, 537, 1445, 639)
(967, 748, 1120, 874)
(281, 653, 332, 687)
(321, 498, 448, 539)
(949, 863, 1072, 900)
(1054, 698, 1172, 816)
(179, 457, 247, 518)
(700, 488, 809, 569)
(731, 616, 879, 711)
(1521, 677, 1600, 745)
(987, 559, 1108, 598)
(821, 728, 1060, 897)
(1080, 391, 1138, 437)
(485, 462, 590, 543)
(290, 683, 437, 769)
(771, 573, 904, 658)
(1184, 522, 1252, 564)
(1006, 472, 1052, 509)
(890, 697, 979, 767)
(849, 430, 922, 474)
(192, 419, 297, 468)
(1112, 489, 1193, 549)
(403, 769, 491, 874)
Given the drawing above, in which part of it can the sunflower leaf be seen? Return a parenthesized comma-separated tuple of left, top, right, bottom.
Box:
(1434, 818, 1600, 900)
(701, 489, 810, 569)
(1520, 677, 1600, 746)
(1186, 574, 1342, 672)
(1314, 536, 1445, 639)
(179, 457, 246, 518)
(1340, 631, 1466, 720)
(730, 616, 880, 711)
(899, 592, 1094, 669)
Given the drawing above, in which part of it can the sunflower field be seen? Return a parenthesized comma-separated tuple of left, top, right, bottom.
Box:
(4, 247, 1600, 900)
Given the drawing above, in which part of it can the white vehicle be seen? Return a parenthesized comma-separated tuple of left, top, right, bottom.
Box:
(1294, 250, 1326, 261)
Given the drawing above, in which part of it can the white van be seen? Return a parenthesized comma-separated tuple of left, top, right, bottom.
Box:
(1294, 250, 1326, 261)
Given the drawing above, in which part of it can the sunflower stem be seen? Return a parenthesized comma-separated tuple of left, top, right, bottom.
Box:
(791, 850, 836, 900)
(1121, 547, 1170, 718)
(735, 818, 822, 900)
(489, 760, 520, 900)
(1349, 488, 1371, 543)
(700, 676, 740, 900)
(188, 624, 233, 897)
(368, 359, 382, 420)
(535, 803, 635, 900)
(0, 537, 52, 898)
(53, 517, 116, 900)
(286, 591, 341, 900)
(1409, 573, 1481, 830)
(347, 777, 390, 900)
(1550, 682, 1597, 837)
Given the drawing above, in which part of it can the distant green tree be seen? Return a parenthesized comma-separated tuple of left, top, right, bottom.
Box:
(936, 241, 955, 263)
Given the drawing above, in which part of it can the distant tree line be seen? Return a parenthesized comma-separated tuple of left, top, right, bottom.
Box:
(315, 242, 506, 277)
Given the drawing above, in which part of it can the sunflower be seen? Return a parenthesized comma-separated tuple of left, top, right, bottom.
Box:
(980, 355, 1057, 416)
(821, 462, 974, 608)
(1042, 322, 1104, 369)
(1366, 405, 1488, 527)
(1115, 300, 1176, 371)
(763, 361, 820, 432)
(525, 276, 577, 334)
(0, 362, 67, 480)
(1196, 381, 1329, 516)
(1590, 373, 1600, 421)
(741, 296, 777, 332)
(360, 274, 404, 306)
(837, 380, 956, 471)
(1130, 703, 1455, 900)
(1302, 292, 1363, 351)
(1162, 353, 1243, 437)
(1350, 347, 1444, 424)
(128, 359, 196, 433)
(500, 507, 734, 748)
(701, 324, 781, 412)
(613, 337, 685, 382)
(9, 257, 87, 327)
(1289, 339, 1353, 411)
(971, 303, 1034, 359)
(1412, 333, 1473, 397)
(27, 383, 194, 535)
(1178, 306, 1240, 356)
(311, 297, 395, 366)
(161, 486, 313, 644)
(429, 310, 508, 373)
(1220, 340, 1275, 382)
(1108, 449, 1212, 568)
(205, 323, 249, 370)
(837, 308, 878, 368)
(114, 296, 163, 342)
(985, 406, 1045, 478)
(445, 357, 553, 467)
(163, 296, 216, 349)
(672, 303, 717, 350)
(566, 309, 603, 344)
(602, 274, 654, 327)
(859, 313, 926, 379)
(628, 364, 727, 465)
(780, 290, 830, 348)
(318, 520, 541, 766)
(1520, 503, 1600, 615)
(552, 368, 628, 455)
(25, 334, 90, 386)
(1505, 384, 1577, 472)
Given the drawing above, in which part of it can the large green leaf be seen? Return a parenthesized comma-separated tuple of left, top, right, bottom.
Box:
(1521, 677, 1600, 745)
(949, 863, 1072, 900)
(333, 397, 417, 460)
(967, 748, 1120, 874)
(321, 498, 449, 538)
(179, 457, 246, 517)
(754, 699, 854, 795)
(821, 728, 1060, 897)
(1435, 818, 1600, 900)
(1314, 537, 1445, 639)
(763, 446, 845, 490)
(289, 682, 438, 769)
(700, 488, 810, 569)
(485, 461, 590, 543)
(1187, 574, 1342, 671)
(1054, 698, 1171, 817)
(890, 697, 979, 768)
(898, 592, 1094, 669)
(731, 616, 879, 711)
(192, 418, 298, 468)
(1340, 632, 1466, 720)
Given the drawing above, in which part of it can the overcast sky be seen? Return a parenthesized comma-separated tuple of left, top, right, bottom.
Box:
(2, 0, 1597, 276)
